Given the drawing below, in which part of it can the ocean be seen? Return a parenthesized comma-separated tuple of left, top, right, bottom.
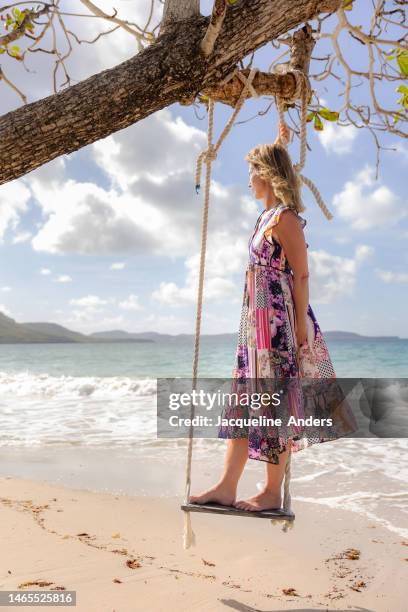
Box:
(0, 337, 407, 538)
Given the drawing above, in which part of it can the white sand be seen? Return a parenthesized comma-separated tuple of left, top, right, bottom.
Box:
(1, 475, 407, 611)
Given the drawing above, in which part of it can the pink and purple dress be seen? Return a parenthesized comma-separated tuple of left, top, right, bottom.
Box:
(218, 203, 357, 463)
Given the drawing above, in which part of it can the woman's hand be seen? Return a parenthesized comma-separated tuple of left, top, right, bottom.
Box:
(295, 318, 308, 349)
(274, 123, 292, 146)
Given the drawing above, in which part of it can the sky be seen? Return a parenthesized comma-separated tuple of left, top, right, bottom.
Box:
(0, 1, 407, 338)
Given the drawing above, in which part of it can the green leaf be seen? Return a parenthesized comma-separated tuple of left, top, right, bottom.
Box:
(386, 48, 408, 76)
(396, 50, 408, 76)
(306, 111, 315, 123)
(8, 44, 21, 59)
(343, 0, 353, 10)
(314, 114, 323, 131)
(227, 0, 239, 4)
(0, 47, 5, 54)
(396, 85, 408, 110)
(318, 107, 339, 121)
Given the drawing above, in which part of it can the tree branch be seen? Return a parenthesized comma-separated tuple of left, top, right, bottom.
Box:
(0, 0, 342, 185)
(204, 24, 315, 106)
(201, 0, 227, 57)
(0, 6, 49, 47)
(160, 0, 200, 35)
(79, 0, 144, 49)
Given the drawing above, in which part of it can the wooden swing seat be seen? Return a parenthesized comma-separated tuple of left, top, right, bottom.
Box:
(181, 501, 295, 521)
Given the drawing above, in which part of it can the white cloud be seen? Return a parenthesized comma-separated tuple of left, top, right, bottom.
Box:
(151, 233, 248, 306)
(118, 294, 143, 311)
(30, 178, 160, 255)
(308, 244, 374, 304)
(318, 122, 358, 154)
(375, 269, 408, 284)
(63, 294, 115, 331)
(110, 262, 126, 270)
(40, 268, 52, 275)
(70, 295, 107, 308)
(92, 108, 207, 190)
(23, 109, 255, 258)
(153, 276, 237, 307)
(55, 275, 72, 283)
(0, 181, 31, 241)
(12, 231, 32, 244)
(134, 312, 194, 336)
(1, 286, 11, 292)
(332, 165, 406, 230)
(333, 235, 352, 244)
(66, 312, 125, 332)
(355, 244, 375, 263)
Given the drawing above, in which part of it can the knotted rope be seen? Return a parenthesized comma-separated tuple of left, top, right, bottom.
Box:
(273, 65, 333, 220)
(194, 67, 260, 193)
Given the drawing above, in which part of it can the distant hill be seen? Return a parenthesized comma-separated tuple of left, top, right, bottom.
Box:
(89, 330, 236, 342)
(90, 330, 187, 342)
(92, 329, 405, 342)
(90, 329, 134, 339)
(0, 312, 81, 344)
(23, 322, 92, 343)
(23, 323, 153, 343)
(0, 311, 405, 344)
(0, 313, 153, 344)
(323, 331, 402, 341)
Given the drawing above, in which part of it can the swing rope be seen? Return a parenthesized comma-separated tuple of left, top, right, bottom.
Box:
(183, 63, 330, 549)
(273, 65, 333, 220)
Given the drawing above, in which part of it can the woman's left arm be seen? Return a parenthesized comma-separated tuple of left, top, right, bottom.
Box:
(274, 210, 309, 344)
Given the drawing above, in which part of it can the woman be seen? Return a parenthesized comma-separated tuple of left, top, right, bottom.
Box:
(189, 125, 356, 512)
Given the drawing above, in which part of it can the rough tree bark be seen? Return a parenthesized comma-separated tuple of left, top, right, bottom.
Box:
(205, 23, 316, 107)
(160, 0, 200, 35)
(0, 0, 342, 185)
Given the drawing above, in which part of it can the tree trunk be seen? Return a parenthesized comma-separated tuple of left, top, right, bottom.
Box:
(160, 0, 200, 35)
(0, 0, 341, 185)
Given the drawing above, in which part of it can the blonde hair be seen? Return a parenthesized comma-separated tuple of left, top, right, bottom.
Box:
(245, 143, 305, 214)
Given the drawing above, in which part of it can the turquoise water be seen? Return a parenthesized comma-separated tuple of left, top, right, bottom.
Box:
(0, 338, 406, 450)
(0, 337, 407, 378)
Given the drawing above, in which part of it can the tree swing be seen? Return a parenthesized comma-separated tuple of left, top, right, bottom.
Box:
(181, 38, 334, 550)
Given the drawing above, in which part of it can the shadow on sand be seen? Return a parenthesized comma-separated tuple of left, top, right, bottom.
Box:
(219, 600, 374, 612)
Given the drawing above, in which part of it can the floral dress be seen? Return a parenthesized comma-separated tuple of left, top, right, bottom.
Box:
(218, 203, 357, 464)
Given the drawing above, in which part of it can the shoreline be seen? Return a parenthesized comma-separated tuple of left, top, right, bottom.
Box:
(1, 474, 407, 611)
(1, 441, 407, 538)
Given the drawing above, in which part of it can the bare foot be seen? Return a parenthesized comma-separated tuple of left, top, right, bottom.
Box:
(234, 488, 282, 511)
(188, 482, 236, 506)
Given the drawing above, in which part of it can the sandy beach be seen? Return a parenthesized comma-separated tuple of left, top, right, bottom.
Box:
(1, 470, 407, 612)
